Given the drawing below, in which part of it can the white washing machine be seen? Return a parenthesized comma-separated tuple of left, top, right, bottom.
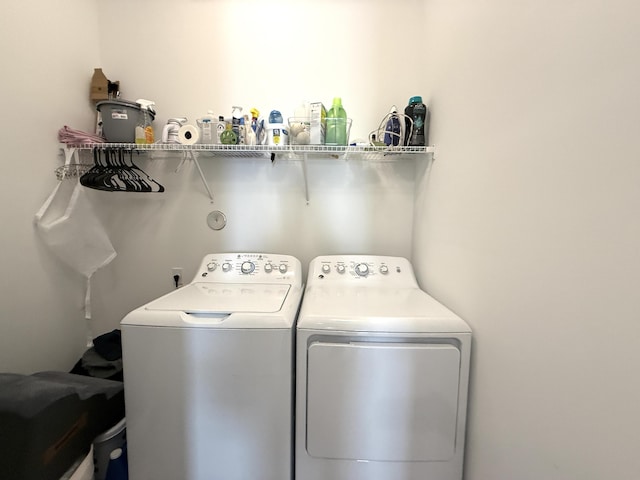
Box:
(296, 255, 472, 480)
(121, 253, 302, 480)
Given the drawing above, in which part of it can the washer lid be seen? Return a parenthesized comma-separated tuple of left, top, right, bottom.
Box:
(297, 285, 471, 333)
(144, 283, 291, 314)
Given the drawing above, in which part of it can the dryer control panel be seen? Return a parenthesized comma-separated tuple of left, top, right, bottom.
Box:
(195, 253, 302, 285)
(308, 255, 418, 288)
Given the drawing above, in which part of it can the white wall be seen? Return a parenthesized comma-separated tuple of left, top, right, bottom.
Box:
(4, 0, 638, 478)
(1, 0, 426, 370)
(88, 0, 427, 332)
(414, 1, 640, 478)
(0, 1, 102, 373)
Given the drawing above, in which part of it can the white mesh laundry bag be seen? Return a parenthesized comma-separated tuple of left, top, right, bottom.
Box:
(34, 149, 116, 344)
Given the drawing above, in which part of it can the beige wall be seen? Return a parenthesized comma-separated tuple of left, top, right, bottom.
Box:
(1, 0, 424, 369)
(2, 1, 639, 478)
(0, 1, 102, 373)
(414, 1, 640, 478)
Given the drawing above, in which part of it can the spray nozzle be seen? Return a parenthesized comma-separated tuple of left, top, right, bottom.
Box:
(136, 98, 156, 115)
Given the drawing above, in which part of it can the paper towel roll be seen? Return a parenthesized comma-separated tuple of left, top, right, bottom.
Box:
(178, 124, 200, 145)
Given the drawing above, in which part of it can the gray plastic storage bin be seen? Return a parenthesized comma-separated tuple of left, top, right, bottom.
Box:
(96, 100, 144, 143)
(93, 417, 126, 480)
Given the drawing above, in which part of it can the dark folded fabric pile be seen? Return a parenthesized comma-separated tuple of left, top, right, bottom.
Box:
(0, 371, 125, 480)
(71, 329, 123, 381)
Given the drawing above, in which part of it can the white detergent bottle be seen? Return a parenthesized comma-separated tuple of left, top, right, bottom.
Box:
(197, 110, 216, 144)
(266, 110, 288, 146)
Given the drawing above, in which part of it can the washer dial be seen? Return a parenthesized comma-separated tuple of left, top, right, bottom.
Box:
(355, 263, 369, 276)
(241, 261, 255, 274)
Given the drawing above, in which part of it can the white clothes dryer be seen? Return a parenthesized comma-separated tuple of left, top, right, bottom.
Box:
(121, 253, 302, 480)
(296, 255, 472, 480)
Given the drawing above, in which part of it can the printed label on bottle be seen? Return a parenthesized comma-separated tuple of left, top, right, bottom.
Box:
(144, 126, 154, 143)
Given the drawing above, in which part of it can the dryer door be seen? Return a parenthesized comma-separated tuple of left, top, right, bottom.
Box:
(306, 341, 461, 462)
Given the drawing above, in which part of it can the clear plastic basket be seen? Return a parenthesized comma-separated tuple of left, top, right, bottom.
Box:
(324, 118, 352, 146)
(288, 118, 311, 145)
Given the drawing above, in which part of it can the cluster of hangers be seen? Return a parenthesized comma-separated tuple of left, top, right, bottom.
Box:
(80, 148, 165, 192)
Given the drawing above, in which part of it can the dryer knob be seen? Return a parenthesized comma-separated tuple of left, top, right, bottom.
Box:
(279, 264, 288, 274)
(355, 263, 369, 276)
(379, 265, 389, 275)
(241, 261, 255, 274)
(207, 262, 217, 272)
(264, 263, 273, 273)
(322, 264, 331, 274)
(336, 264, 346, 274)
(222, 262, 232, 272)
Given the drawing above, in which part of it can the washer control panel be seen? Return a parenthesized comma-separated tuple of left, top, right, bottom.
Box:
(196, 253, 301, 285)
(308, 255, 418, 287)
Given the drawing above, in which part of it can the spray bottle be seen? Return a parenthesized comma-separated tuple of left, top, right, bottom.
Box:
(135, 99, 156, 144)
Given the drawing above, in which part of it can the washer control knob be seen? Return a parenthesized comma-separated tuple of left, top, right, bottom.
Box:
(241, 261, 255, 274)
(222, 262, 232, 272)
(207, 262, 217, 272)
(355, 263, 369, 277)
(379, 265, 389, 275)
(264, 263, 273, 273)
(336, 264, 346, 274)
(279, 264, 288, 274)
(322, 264, 331, 274)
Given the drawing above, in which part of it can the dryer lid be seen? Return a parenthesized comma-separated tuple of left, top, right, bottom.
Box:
(297, 285, 471, 333)
(144, 283, 291, 314)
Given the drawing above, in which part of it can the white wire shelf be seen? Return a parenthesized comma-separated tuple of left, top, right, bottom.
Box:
(58, 143, 435, 203)
(61, 143, 434, 160)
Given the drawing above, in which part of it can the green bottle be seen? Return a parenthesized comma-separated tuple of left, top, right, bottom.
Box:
(325, 97, 348, 146)
(220, 123, 238, 145)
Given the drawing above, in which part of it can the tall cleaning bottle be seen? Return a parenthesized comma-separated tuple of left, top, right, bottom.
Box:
(325, 97, 348, 146)
(404, 96, 428, 146)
